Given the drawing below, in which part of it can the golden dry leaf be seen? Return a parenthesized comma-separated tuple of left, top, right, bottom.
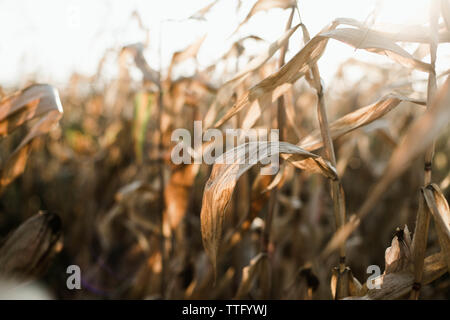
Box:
(283, 156, 338, 180)
(0, 212, 63, 282)
(0, 84, 63, 137)
(422, 184, 450, 272)
(200, 141, 321, 277)
(0, 84, 63, 193)
(0, 111, 61, 190)
(385, 226, 412, 274)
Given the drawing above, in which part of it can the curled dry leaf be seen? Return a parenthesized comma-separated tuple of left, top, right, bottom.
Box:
(0, 84, 63, 137)
(422, 184, 450, 272)
(385, 226, 412, 274)
(0, 211, 63, 282)
(0, 84, 63, 193)
(200, 141, 324, 277)
(283, 156, 338, 180)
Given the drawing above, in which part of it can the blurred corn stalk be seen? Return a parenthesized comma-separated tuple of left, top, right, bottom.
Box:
(0, 84, 64, 293)
(1, 1, 448, 300)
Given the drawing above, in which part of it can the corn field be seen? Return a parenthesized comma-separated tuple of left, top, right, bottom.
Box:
(0, 0, 449, 300)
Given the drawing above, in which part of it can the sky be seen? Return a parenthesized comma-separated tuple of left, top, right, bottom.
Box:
(0, 0, 439, 89)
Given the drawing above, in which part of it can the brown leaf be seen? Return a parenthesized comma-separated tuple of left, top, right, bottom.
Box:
(0, 84, 63, 192)
(200, 142, 320, 277)
(385, 226, 412, 274)
(0, 84, 63, 137)
(422, 184, 450, 272)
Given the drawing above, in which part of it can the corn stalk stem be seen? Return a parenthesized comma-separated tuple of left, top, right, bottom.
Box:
(259, 8, 295, 299)
(261, 7, 295, 253)
(297, 5, 346, 273)
(410, 0, 438, 300)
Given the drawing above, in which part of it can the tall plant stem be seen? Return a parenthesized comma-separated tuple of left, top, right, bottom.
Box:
(410, 0, 438, 300)
(259, 7, 295, 299)
(296, 3, 346, 274)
